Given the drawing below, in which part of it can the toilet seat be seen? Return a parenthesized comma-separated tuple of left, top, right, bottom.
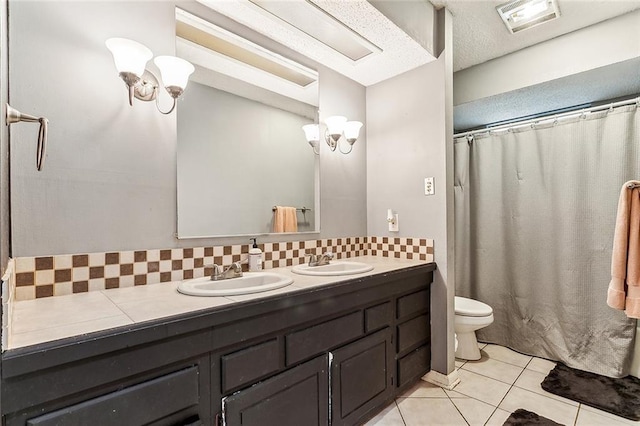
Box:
(455, 296, 492, 317)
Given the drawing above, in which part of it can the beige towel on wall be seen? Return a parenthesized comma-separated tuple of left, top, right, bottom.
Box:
(607, 180, 640, 318)
(273, 206, 298, 233)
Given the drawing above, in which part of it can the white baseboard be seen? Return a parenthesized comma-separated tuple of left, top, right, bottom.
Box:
(421, 369, 461, 390)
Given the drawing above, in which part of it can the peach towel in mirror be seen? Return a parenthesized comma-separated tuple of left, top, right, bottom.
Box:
(273, 206, 298, 233)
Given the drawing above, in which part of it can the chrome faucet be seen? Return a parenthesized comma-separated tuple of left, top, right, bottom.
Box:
(306, 251, 334, 267)
(209, 261, 243, 281)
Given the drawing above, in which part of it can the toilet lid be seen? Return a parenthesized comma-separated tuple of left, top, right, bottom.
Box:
(455, 296, 493, 317)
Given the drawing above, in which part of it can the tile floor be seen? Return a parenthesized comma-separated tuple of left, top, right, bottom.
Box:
(365, 343, 640, 426)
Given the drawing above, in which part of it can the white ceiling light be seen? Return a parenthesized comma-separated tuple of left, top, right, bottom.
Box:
(176, 8, 318, 88)
(497, 0, 561, 34)
(196, 0, 436, 87)
(247, 0, 381, 62)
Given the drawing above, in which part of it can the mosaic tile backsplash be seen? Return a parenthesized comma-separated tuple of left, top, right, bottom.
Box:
(13, 236, 434, 301)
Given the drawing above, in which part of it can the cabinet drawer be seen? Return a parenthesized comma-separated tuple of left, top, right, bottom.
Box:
(365, 302, 392, 332)
(397, 345, 431, 388)
(397, 314, 429, 354)
(397, 289, 429, 319)
(222, 339, 280, 393)
(26, 367, 199, 426)
(286, 311, 363, 366)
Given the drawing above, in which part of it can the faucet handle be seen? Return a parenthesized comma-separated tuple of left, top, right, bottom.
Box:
(323, 251, 334, 259)
(305, 252, 318, 265)
(205, 264, 222, 279)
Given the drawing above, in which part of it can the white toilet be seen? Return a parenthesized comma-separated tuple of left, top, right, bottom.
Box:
(454, 296, 494, 360)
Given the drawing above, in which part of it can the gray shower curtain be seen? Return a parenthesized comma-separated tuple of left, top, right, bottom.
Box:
(454, 105, 639, 377)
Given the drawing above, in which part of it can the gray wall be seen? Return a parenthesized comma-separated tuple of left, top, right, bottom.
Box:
(453, 10, 640, 130)
(1, 0, 8, 273)
(9, 1, 177, 256)
(368, 0, 436, 56)
(8, 1, 367, 257)
(366, 8, 454, 375)
(318, 66, 368, 238)
(177, 83, 315, 237)
(454, 9, 640, 107)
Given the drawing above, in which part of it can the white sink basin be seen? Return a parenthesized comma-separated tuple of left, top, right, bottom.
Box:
(177, 272, 293, 297)
(291, 261, 374, 276)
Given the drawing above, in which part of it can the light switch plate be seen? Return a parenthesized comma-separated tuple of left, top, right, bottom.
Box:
(425, 177, 435, 195)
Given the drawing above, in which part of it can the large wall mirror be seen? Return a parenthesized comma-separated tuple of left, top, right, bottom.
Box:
(175, 7, 320, 238)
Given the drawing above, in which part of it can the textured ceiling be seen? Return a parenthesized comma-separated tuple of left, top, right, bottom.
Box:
(196, 0, 436, 86)
(432, 0, 640, 72)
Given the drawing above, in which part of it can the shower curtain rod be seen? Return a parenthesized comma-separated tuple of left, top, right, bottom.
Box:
(454, 96, 640, 140)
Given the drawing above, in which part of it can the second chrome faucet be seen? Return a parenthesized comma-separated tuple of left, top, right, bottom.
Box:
(209, 262, 243, 281)
(306, 251, 334, 267)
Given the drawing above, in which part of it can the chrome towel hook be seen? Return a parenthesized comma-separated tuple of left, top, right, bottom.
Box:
(5, 104, 49, 171)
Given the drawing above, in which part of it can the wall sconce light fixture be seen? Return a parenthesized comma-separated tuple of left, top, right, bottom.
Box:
(302, 115, 363, 155)
(302, 124, 321, 155)
(106, 38, 195, 115)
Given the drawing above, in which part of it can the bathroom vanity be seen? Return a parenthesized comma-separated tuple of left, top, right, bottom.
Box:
(1, 260, 435, 425)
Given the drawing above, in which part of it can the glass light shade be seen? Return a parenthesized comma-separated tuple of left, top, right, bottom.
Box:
(302, 124, 320, 142)
(153, 56, 195, 90)
(105, 38, 152, 76)
(343, 121, 363, 141)
(325, 116, 347, 137)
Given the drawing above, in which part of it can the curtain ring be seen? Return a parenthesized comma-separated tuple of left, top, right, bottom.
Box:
(466, 134, 474, 144)
(608, 103, 614, 114)
(553, 116, 558, 126)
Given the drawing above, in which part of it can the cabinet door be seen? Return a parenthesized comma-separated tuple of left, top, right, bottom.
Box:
(222, 355, 328, 426)
(330, 328, 393, 426)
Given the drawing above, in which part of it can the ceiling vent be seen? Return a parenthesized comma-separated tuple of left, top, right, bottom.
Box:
(497, 0, 561, 34)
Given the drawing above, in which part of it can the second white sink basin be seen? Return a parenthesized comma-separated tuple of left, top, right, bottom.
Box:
(292, 261, 374, 276)
(178, 272, 293, 297)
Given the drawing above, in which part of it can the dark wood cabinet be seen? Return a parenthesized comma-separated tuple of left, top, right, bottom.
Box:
(223, 355, 329, 426)
(1, 263, 435, 426)
(2, 351, 210, 426)
(25, 367, 202, 426)
(330, 328, 394, 426)
(221, 338, 280, 393)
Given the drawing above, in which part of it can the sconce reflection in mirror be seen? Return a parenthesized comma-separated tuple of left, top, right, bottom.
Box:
(5, 104, 48, 171)
(302, 116, 363, 155)
(105, 38, 194, 115)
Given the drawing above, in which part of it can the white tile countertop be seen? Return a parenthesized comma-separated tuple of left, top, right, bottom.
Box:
(8, 256, 432, 350)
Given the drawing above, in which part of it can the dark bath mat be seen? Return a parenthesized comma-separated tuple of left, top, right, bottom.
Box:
(502, 409, 563, 425)
(541, 363, 640, 421)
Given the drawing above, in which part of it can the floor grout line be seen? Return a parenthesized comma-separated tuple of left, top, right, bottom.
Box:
(490, 360, 529, 417)
(574, 404, 581, 426)
(375, 349, 595, 426)
(393, 398, 408, 426)
(453, 357, 523, 425)
(457, 362, 523, 386)
(445, 387, 471, 426)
